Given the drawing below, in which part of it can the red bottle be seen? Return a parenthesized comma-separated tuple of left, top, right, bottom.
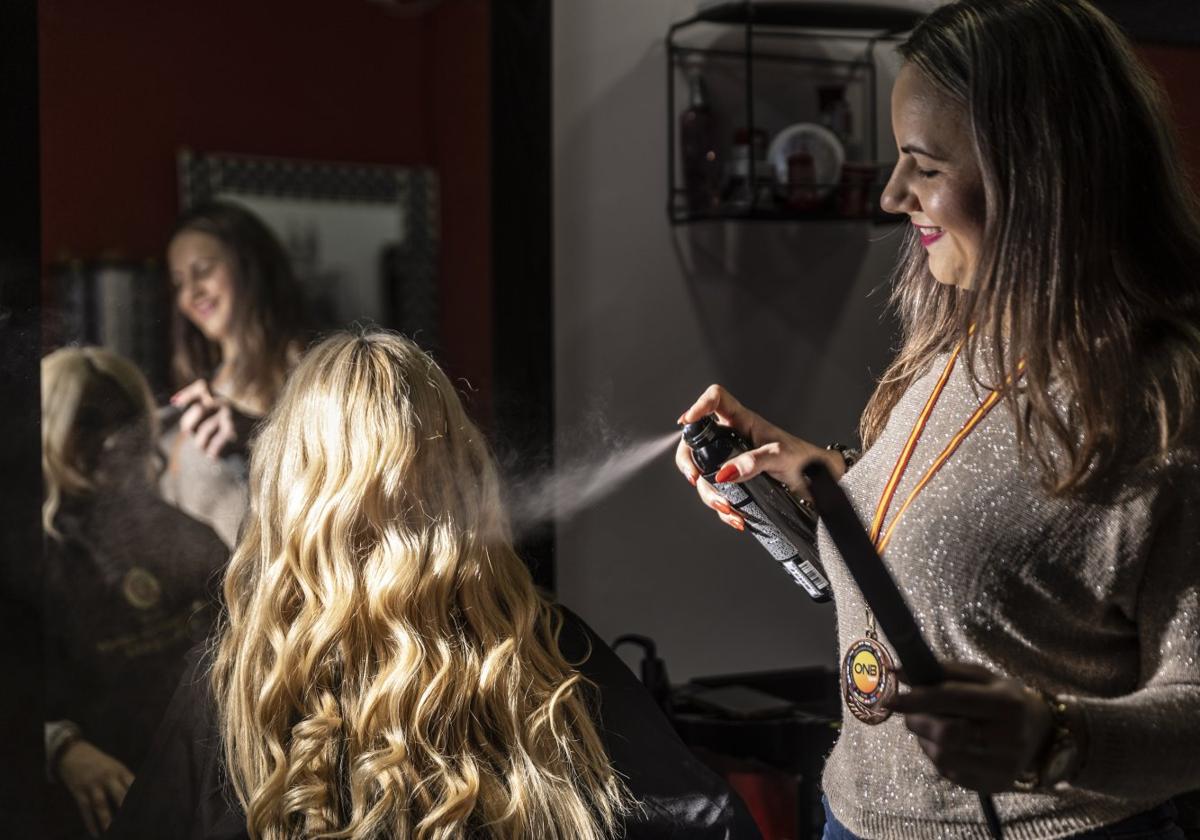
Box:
(680, 73, 721, 213)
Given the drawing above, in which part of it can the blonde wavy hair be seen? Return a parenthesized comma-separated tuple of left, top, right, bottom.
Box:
(213, 331, 630, 840)
(41, 346, 158, 537)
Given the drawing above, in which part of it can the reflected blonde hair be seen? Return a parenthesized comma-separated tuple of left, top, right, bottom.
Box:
(41, 346, 158, 537)
(213, 331, 629, 840)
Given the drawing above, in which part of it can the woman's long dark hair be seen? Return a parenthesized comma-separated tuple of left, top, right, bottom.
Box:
(860, 0, 1200, 495)
(169, 201, 307, 411)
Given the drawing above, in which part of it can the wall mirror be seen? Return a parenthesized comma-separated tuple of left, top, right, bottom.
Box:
(178, 150, 440, 350)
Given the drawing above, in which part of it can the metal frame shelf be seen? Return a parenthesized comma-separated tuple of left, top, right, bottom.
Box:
(667, 1, 921, 225)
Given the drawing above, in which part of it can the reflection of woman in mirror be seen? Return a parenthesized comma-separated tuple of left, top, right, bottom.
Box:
(110, 331, 760, 840)
(41, 347, 228, 839)
(162, 200, 308, 547)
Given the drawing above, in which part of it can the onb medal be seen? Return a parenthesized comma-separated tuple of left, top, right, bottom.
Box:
(842, 634, 896, 725)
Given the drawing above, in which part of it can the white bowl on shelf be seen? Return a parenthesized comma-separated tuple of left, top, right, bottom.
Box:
(767, 122, 845, 197)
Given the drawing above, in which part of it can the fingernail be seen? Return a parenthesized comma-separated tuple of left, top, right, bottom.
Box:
(714, 464, 739, 484)
(676, 413, 687, 425)
(688, 473, 698, 486)
(714, 500, 733, 516)
(729, 517, 745, 532)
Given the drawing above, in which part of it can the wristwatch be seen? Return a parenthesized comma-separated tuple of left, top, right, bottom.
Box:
(826, 443, 861, 472)
(1013, 690, 1081, 791)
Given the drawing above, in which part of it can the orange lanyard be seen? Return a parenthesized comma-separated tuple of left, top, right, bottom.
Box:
(869, 344, 1026, 557)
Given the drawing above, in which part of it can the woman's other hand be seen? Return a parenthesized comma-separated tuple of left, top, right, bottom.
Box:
(674, 384, 844, 531)
(886, 662, 1054, 793)
(56, 739, 135, 837)
(171, 379, 258, 459)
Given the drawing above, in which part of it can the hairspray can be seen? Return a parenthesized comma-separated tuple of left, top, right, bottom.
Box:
(682, 414, 832, 603)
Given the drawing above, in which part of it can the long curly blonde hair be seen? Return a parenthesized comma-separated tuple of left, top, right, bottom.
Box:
(213, 331, 629, 840)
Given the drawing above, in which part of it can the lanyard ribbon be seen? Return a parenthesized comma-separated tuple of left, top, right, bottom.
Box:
(869, 343, 1026, 557)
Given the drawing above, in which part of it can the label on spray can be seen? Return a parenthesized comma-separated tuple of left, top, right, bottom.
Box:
(711, 477, 831, 601)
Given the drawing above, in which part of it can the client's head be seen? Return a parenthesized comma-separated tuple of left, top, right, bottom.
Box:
(41, 346, 158, 535)
(214, 330, 627, 840)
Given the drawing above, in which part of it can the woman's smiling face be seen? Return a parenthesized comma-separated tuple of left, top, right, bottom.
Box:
(881, 64, 986, 290)
(168, 230, 237, 344)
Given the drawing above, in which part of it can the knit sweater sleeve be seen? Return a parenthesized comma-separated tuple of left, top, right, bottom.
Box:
(1067, 462, 1200, 798)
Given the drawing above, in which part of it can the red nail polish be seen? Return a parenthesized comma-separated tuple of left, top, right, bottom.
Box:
(714, 464, 739, 484)
(714, 500, 733, 516)
(688, 473, 698, 486)
(730, 518, 745, 532)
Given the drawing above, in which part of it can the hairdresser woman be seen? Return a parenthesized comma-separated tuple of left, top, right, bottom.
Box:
(41, 348, 227, 838)
(163, 201, 307, 547)
(677, 2, 1199, 838)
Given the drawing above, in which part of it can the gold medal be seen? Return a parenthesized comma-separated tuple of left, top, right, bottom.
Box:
(121, 566, 162, 610)
(842, 635, 897, 725)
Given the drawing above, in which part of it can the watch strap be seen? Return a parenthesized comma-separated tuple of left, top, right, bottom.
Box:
(1014, 689, 1080, 791)
(826, 442, 861, 471)
(45, 720, 83, 782)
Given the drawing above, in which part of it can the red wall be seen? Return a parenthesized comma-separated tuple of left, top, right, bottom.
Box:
(39, 0, 492, 420)
(427, 0, 493, 424)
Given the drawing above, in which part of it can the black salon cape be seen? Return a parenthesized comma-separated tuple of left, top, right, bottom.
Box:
(105, 608, 762, 839)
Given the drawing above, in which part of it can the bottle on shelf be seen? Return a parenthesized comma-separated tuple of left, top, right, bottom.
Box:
(679, 72, 722, 214)
(837, 162, 880, 218)
(818, 83, 878, 217)
(723, 127, 772, 211)
(786, 151, 821, 211)
(818, 84, 857, 159)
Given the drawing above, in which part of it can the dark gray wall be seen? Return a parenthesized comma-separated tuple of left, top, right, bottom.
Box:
(553, 0, 930, 680)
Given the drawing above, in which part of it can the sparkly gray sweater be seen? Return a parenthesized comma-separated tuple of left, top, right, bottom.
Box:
(818, 352, 1200, 840)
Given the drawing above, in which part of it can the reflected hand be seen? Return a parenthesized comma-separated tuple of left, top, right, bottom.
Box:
(887, 662, 1053, 793)
(674, 384, 843, 531)
(172, 379, 258, 459)
(56, 739, 135, 837)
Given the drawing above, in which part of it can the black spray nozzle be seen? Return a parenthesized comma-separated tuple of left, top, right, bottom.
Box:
(681, 414, 719, 449)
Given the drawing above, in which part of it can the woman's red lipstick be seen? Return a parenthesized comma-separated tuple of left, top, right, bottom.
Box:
(916, 225, 944, 247)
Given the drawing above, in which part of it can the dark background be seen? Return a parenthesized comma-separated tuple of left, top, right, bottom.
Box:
(3, 0, 1199, 835)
